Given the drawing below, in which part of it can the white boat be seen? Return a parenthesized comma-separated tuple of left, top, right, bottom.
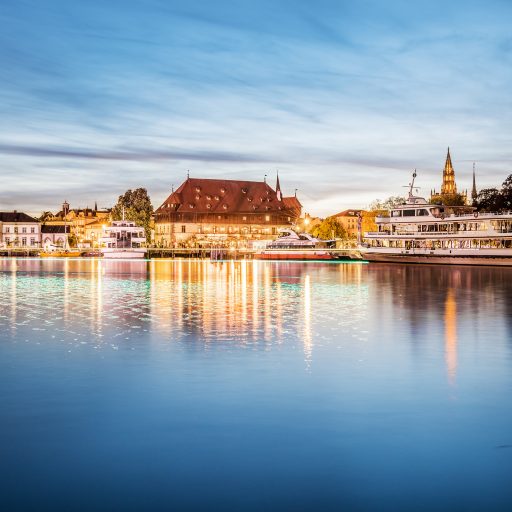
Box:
(255, 229, 339, 260)
(360, 171, 512, 265)
(100, 219, 147, 259)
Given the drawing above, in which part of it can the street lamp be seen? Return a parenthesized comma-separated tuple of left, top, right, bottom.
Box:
(62, 200, 70, 249)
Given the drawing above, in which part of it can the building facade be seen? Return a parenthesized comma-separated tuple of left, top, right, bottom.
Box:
(332, 209, 364, 239)
(0, 212, 41, 248)
(44, 204, 111, 247)
(154, 177, 301, 247)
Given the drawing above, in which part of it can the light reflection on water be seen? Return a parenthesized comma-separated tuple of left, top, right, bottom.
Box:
(1, 259, 512, 511)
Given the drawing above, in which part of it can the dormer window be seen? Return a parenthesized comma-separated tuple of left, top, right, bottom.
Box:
(222, 204, 228, 210)
(214, 195, 220, 201)
(189, 203, 195, 209)
(206, 204, 212, 209)
(247, 196, 253, 202)
(195, 186, 201, 193)
(206, 195, 212, 200)
(220, 187, 226, 194)
(241, 187, 248, 194)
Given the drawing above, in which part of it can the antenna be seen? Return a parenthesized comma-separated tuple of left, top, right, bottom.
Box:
(402, 169, 420, 201)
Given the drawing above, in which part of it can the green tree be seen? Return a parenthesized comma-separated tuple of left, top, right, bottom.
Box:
(500, 174, 512, 210)
(112, 188, 153, 242)
(312, 217, 346, 240)
(368, 196, 406, 211)
(429, 193, 466, 206)
(475, 188, 503, 212)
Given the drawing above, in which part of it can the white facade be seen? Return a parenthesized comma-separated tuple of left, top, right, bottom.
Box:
(0, 212, 41, 248)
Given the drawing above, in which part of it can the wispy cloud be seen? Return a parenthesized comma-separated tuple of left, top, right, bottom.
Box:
(1, 0, 512, 216)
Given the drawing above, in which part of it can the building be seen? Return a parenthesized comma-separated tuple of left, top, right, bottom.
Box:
(431, 148, 468, 205)
(332, 209, 364, 239)
(44, 202, 111, 247)
(0, 211, 41, 248)
(41, 225, 70, 250)
(154, 176, 301, 246)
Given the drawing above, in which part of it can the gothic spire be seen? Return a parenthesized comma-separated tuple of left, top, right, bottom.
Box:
(276, 171, 282, 201)
(471, 162, 478, 201)
(441, 147, 457, 195)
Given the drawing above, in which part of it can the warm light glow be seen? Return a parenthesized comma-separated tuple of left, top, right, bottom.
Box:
(444, 288, 457, 386)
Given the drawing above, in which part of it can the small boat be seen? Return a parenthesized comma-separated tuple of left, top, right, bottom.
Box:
(255, 229, 339, 260)
(40, 244, 82, 257)
(100, 219, 147, 259)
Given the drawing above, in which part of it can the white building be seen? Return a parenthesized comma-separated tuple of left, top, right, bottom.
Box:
(0, 211, 41, 248)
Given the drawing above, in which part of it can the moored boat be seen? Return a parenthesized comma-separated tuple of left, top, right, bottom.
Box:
(255, 229, 340, 260)
(360, 172, 512, 265)
(100, 219, 147, 259)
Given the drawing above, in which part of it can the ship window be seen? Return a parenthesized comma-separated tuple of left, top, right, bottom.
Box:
(391, 210, 401, 217)
(417, 209, 429, 216)
(403, 210, 416, 217)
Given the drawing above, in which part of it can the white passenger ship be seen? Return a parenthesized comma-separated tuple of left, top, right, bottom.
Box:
(100, 218, 147, 259)
(361, 172, 512, 266)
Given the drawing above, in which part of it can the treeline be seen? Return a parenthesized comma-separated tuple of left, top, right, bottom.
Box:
(474, 174, 512, 212)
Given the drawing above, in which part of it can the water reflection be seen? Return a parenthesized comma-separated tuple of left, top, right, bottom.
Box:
(444, 288, 457, 386)
(1, 259, 512, 371)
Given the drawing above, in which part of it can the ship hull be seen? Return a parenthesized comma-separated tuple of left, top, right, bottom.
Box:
(101, 249, 147, 259)
(362, 251, 512, 266)
(255, 251, 343, 261)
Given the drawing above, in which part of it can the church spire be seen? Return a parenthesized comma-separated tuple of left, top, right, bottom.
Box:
(441, 147, 457, 195)
(276, 171, 282, 201)
(471, 162, 478, 202)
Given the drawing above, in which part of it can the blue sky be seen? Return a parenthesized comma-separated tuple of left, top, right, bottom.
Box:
(1, 0, 511, 216)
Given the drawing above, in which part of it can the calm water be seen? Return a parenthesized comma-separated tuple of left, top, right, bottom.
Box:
(1, 258, 512, 511)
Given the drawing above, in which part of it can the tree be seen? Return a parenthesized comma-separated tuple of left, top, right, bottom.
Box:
(475, 188, 503, 212)
(429, 193, 466, 206)
(311, 217, 346, 240)
(500, 174, 512, 210)
(368, 196, 406, 211)
(112, 188, 153, 242)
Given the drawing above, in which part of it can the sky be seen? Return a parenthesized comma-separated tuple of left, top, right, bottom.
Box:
(1, 0, 512, 217)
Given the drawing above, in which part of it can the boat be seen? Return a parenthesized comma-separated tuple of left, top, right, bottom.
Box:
(100, 218, 147, 259)
(40, 249, 83, 258)
(255, 229, 340, 260)
(360, 171, 512, 266)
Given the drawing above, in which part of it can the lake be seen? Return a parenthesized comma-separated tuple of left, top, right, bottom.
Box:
(1, 258, 512, 511)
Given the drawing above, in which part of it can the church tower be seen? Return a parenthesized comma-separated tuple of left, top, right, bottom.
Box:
(441, 147, 457, 195)
(471, 163, 478, 202)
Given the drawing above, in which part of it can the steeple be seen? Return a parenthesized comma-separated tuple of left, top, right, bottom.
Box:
(471, 162, 478, 201)
(276, 172, 282, 201)
(441, 147, 457, 195)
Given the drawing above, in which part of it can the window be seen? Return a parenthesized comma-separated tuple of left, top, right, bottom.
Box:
(5, 227, 9, 233)
(181, 225, 186, 233)
(30, 238, 36, 246)
(22, 227, 27, 233)
(265, 215, 270, 221)
(31, 227, 35, 233)
(22, 238, 27, 246)
(391, 210, 401, 217)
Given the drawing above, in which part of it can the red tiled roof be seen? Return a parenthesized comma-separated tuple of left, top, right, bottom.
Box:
(156, 178, 300, 215)
(332, 209, 364, 217)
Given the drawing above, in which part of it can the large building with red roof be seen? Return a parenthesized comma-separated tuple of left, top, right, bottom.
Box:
(154, 176, 301, 246)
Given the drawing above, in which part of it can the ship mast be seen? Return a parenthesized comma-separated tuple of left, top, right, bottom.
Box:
(407, 170, 418, 201)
